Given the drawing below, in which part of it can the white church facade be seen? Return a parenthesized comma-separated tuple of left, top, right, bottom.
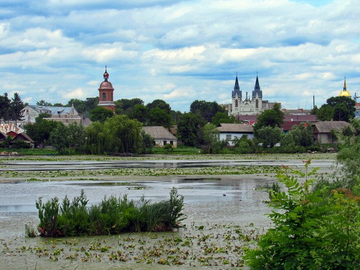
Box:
(228, 76, 276, 116)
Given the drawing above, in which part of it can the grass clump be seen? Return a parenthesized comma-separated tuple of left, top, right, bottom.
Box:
(35, 188, 185, 237)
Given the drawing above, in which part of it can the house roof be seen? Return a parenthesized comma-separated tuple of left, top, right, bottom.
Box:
(312, 121, 350, 133)
(26, 105, 78, 116)
(217, 123, 254, 133)
(142, 126, 177, 140)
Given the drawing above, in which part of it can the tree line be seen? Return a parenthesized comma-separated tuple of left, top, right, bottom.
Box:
(0, 93, 24, 123)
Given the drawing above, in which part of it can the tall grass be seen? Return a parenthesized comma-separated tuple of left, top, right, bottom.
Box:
(34, 188, 185, 237)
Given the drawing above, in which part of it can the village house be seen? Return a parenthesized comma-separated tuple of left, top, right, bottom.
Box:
(142, 126, 178, 148)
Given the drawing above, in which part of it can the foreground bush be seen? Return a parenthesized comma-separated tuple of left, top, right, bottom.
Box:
(244, 160, 360, 269)
(36, 188, 185, 237)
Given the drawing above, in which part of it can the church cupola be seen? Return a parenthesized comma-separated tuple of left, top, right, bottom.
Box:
(98, 66, 115, 112)
(339, 77, 351, 97)
(232, 75, 242, 99)
(252, 75, 262, 99)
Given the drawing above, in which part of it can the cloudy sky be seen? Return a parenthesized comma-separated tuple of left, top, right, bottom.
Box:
(1, 0, 359, 112)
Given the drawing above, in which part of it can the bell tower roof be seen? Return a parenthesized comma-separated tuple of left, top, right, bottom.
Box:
(232, 75, 242, 99)
(339, 77, 351, 97)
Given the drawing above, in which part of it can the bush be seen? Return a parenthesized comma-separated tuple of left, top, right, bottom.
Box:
(35, 188, 185, 237)
(244, 160, 360, 269)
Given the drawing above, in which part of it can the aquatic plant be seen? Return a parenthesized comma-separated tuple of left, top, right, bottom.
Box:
(35, 188, 185, 237)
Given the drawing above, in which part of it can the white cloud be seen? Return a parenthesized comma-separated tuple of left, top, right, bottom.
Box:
(63, 88, 86, 99)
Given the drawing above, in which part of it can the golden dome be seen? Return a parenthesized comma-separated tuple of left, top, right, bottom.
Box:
(339, 77, 351, 97)
(339, 90, 351, 97)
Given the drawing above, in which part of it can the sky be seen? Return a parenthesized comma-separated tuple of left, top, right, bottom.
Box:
(0, 0, 359, 112)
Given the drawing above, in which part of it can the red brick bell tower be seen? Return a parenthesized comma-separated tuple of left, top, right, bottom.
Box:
(98, 66, 115, 112)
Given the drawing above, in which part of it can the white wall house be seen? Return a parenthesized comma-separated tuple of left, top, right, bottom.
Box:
(217, 123, 254, 146)
(142, 126, 178, 148)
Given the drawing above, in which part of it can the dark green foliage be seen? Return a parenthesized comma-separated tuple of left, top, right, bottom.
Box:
(24, 119, 63, 147)
(290, 122, 313, 147)
(253, 103, 284, 137)
(36, 188, 185, 237)
(0, 92, 24, 122)
(67, 97, 99, 118)
(190, 100, 225, 123)
(85, 115, 143, 155)
(177, 112, 205, 147)
(211, 111, 236, 126)
(316, 96, 356, 122)
(90, 106, 114, 123)
(141, 130, 154, 154)
(256, 126, 282, 148)
(50, 122, 85, 154)
(245, 161, 360, 269)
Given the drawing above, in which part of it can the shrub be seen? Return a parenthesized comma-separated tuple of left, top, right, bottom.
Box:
(244, 160, 360, 269)
(35, 188, 185, 237)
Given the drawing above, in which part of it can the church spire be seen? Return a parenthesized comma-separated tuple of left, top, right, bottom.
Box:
(252, 75, 262, 99)
(343, 76, 347, 91)
(232, 74, 242, 99)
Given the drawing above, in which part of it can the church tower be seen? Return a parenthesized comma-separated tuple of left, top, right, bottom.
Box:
(98, 66, 115, 112)
(252, 75, 263, 114)
(339, 77, 351, 97)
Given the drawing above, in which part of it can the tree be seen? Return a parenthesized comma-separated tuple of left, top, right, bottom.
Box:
(50, 122, 85, 154)
(24, 119, 62, 147)
(147, 107, 172, 127)
(10, 93, 24, 122)
(115, 98, 144, 116)
(131, 104, 148, 123)
(146, 99, 171, 114)
(36, 100, 52, 106)
(190, 100, 225, 123)
(85, 115, 143, 154)
(90, 107, 114, 123)
(201, 123, 221, 154)
(253, 103, 284, 137)
(177, 112, 205, 146)
(291, 122, 313, 147)
(316, 96, 355, 122)
(0, 93, 11, 122)
(316, 104, 334, 121)
(256, 126, 282, 148)
(211, 111, 235, 126)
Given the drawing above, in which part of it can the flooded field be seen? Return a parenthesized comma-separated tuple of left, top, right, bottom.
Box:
(0, 156, 336, 269)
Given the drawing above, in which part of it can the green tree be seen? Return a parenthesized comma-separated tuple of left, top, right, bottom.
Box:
(36, 100, 52, 106)
(316, 104, 334, 121)
(146, 99, 171, 114)
(24, 119, 62, 147)
(50, 122, 85, 154)
(291, 122, 313, 147)
(211, 111, 235, 126)
(85, 115, 143, 155)
(10, 93, 24, 122)
(177, 112, 205, 146)
(115, 98, 144, 116)
(90, 107, 114, 123)
(131, 104, 148, 123)
(147, 107, 172, 127)
(256, 126, 282, 148)
(0, 93, 11, 123)
(141, 130, 154, 154)
(317, 96, 356, 122)
(190, 100, 225, 123)
(201, 123, 221, 154)
(253, 103, 284, 137)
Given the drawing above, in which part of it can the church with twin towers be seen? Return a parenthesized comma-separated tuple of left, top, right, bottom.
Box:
(228, 75, 276, 116)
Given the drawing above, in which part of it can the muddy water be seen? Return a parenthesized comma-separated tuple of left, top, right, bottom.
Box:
(0, 158, 335, 269)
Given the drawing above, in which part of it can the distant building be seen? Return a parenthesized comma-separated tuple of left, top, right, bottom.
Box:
(98, 67, 115, 112)
(228, 75, 277, 116)
(0, 123, 34, 147)
(142, 126, 178, 148)
(21, 105, 81, 125)
(217, 123, 254, 146)
(312, 121, 350, 144)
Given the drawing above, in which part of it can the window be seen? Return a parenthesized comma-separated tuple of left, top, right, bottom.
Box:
(102, 93, 106, 100)
(226, 135, 231, 141)
(235, 100, 238, 107)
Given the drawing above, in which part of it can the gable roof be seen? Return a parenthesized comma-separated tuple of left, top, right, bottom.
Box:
(217, 123, 254, 133)
(312, 121, 350, 133)
(142, 126, 177, 140)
